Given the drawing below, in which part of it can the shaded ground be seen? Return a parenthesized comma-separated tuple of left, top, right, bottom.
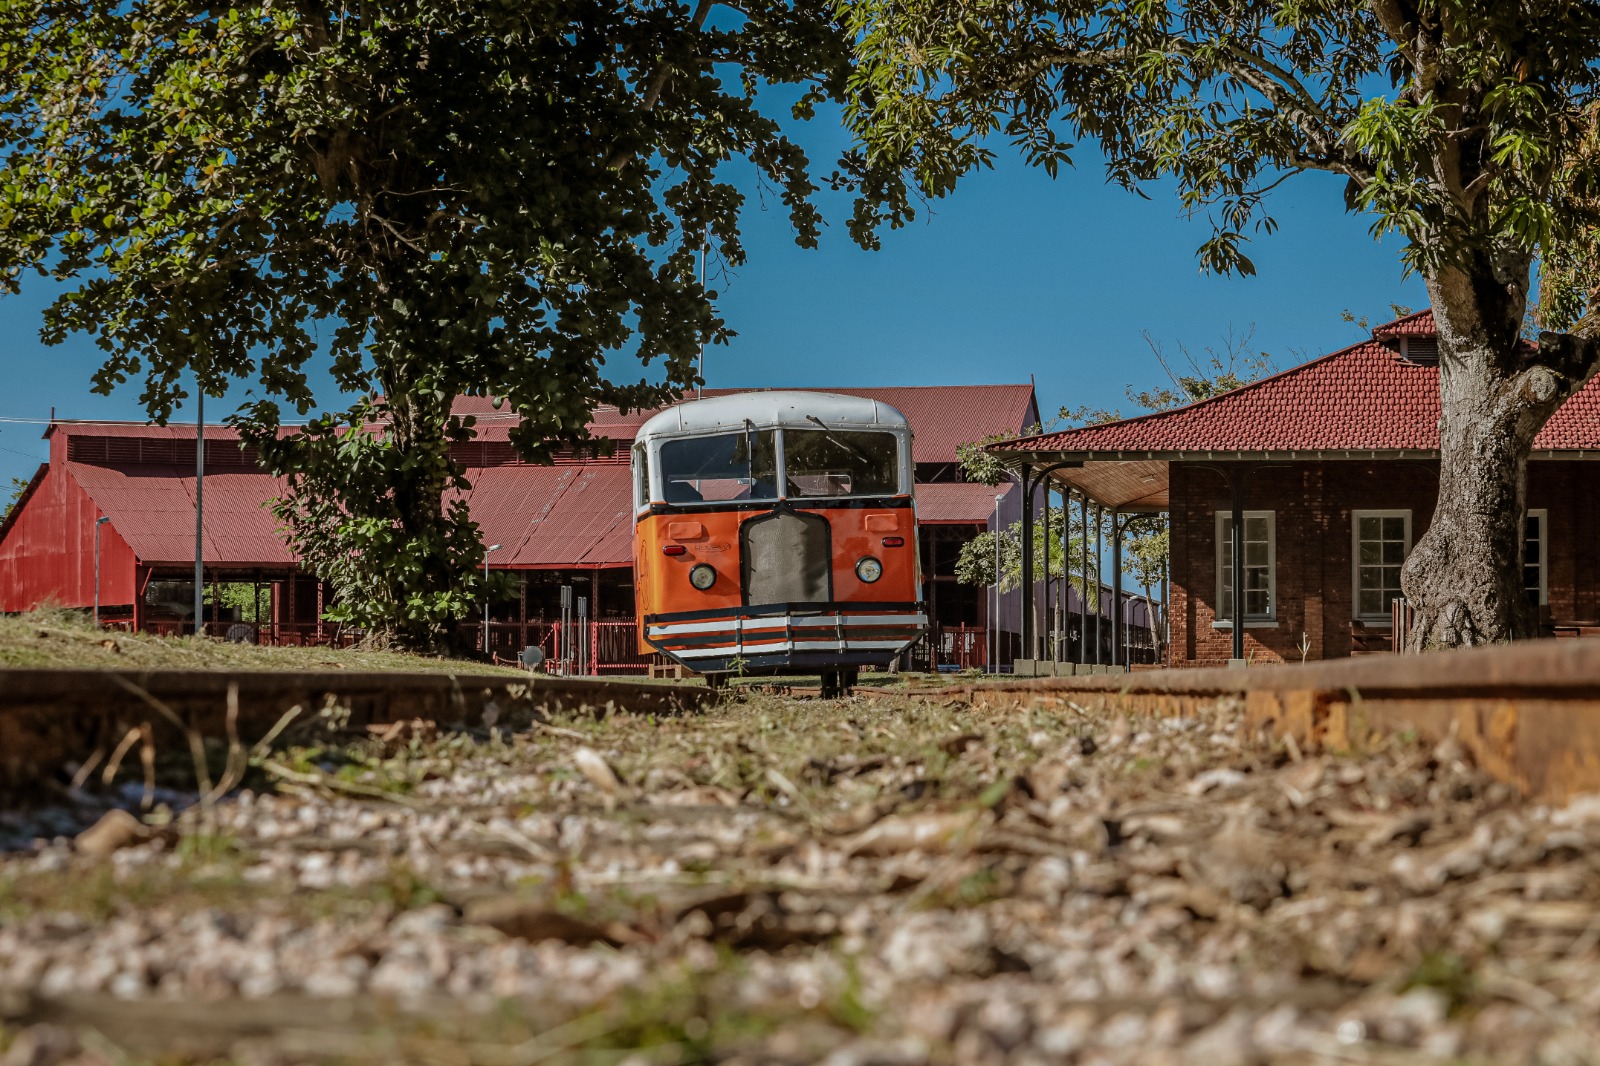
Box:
(0, 611, 524, 675)
(3, 686, 1600, 1064)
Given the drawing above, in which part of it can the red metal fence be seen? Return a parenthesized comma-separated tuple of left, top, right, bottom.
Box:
(118, 617, 1058, 675)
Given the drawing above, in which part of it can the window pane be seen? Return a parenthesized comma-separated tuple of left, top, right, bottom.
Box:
(1359, 590, 1383, 616)
(1219, 513, 1273, 620)
(1359, 516, 1380, 540)
(1382, 541, 1406, 564)
(659, 431, 778, 503)
(783, 429, 900, 497)
(1359, 541, 1380, 564)
(1382, 516, 1405, 540)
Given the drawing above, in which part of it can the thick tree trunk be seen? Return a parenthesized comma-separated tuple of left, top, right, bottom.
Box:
(1402, 262, 1599, 650)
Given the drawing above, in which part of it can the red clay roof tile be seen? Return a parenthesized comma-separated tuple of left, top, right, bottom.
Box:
(1000, 312, 1600, 455)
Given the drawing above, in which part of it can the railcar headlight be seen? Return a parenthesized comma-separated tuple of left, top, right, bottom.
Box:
(855, 556, 884, 583)
(689, 564, 717, 590)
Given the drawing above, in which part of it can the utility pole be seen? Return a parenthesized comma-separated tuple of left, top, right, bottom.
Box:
(193, 386, 205, 636)
(483, 544, 503, 655)
(696, 243, 706, 399)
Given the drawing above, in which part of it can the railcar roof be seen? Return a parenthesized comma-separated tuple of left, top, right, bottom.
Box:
(635, 390, 911, 440)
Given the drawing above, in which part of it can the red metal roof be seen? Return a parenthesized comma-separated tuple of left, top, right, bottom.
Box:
(460, 464, 635, 568)
(453, 385, 1038, 464)
(70, 463, 293, 566)
(1000, 311, 1600, 456)
(917, 483, 1011, 524)
(11, 384, 1031, 575)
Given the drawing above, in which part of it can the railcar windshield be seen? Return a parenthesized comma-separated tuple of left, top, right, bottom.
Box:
(659, 429, 779, 504)
(783, 428, 901, 498)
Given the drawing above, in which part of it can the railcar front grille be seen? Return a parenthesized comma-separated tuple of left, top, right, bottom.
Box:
(740, 510, 831, 605)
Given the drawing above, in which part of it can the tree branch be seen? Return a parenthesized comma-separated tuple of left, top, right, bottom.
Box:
(607, 0, 717, 170)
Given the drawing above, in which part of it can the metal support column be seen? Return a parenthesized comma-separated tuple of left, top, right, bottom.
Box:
(590, 570, 601, 671)
(1229, 475, 1244, 661)
(1093, 503, 1104, 664)
(1112, 510, 1123, 667)
(1040, 490, 1051, 661)
(1019, 462, 1082, 663)
(1020, 470, 1035, 659)
(1059, 491, 1072, 664)
(1079, 491, 1090, 665)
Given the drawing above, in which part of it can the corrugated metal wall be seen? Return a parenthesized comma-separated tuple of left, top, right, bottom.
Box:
(0, 464, 136, 612)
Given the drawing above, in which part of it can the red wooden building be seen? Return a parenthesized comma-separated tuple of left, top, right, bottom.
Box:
(0, 385, 1038, 670)
(993, 310, 1600, 667)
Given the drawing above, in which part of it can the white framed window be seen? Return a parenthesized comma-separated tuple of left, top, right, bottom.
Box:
(1215, 511, 1276, 624)
(1524, 508, 1548, 607)
(1352, 510, 1411, 624)
(631, 442, 651, 511)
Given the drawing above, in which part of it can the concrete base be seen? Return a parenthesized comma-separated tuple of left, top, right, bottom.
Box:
(1228, 658, 1249, 670)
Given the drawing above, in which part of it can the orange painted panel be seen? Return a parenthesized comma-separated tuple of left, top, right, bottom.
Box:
(633, 503, 921, 655)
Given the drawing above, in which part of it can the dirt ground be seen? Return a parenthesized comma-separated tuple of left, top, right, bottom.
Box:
(3, 685, 1600, 1065)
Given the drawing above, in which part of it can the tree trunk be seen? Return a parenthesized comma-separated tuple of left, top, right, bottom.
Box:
(1402, 261, 1597, 650)
(383, 388, 457, 652)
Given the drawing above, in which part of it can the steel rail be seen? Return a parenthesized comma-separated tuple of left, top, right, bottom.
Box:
(937, 638, 1600, 802)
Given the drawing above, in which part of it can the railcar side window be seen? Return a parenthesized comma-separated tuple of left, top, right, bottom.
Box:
(632, 443, 650, 510)
(659, 430, 778, 504)
(783, 429, 900, 498)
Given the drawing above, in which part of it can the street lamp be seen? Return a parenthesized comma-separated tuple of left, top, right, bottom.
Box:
(93, 516, 111, 628)
(991, 492, 1004, 674)
(483, 544, 503, 655)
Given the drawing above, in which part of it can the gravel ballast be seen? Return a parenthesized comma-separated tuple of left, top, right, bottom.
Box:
(3, 690, 1599, 1064)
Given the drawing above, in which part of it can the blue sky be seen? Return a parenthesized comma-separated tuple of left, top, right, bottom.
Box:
(0, 128, 1429, 490)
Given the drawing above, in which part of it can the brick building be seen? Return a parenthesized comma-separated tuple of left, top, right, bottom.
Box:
(991, 311, 1600, 667)
(0, 385, 1038, 669)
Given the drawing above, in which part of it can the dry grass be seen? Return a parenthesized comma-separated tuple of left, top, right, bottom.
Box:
(0, 609, 524, 676)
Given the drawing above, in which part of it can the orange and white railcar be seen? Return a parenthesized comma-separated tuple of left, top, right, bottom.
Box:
(632, 391, 927, 689)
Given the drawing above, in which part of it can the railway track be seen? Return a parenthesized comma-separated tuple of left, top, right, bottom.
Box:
(0, 668, 709, 794)
(7, 637, 1600, 801)
(947, 637, 1600, 802)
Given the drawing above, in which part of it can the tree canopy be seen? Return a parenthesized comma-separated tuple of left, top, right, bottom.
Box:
(840, 0, 1600, 648)
(0, 0, 851, 646)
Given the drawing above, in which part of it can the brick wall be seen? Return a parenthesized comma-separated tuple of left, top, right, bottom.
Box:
(1167, 459, 1590, 666)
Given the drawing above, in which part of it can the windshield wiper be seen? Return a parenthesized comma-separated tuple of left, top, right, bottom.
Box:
(805, 415, 874, 464)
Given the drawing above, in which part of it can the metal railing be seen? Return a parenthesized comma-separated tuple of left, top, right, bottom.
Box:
(463, 620, 651, 675)
(1391, 597, 1416, 653)
(132, 619, 363, 647)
